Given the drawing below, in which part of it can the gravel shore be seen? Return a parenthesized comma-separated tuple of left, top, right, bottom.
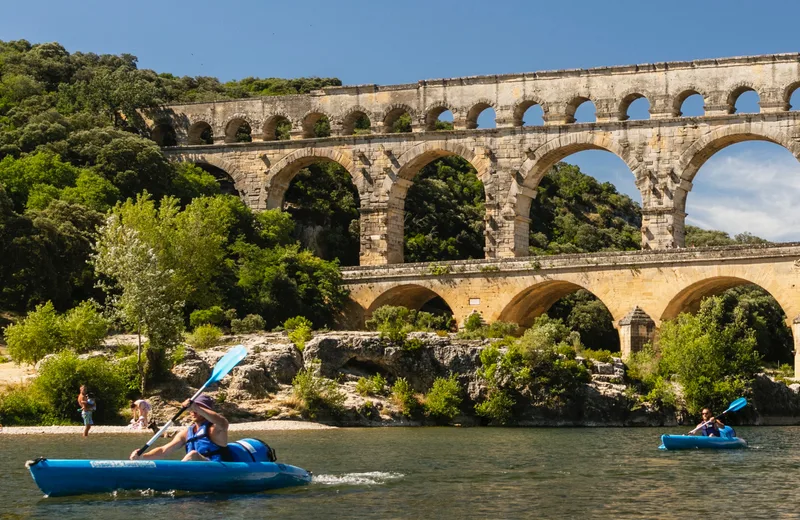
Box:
(0, 420, 336, 435)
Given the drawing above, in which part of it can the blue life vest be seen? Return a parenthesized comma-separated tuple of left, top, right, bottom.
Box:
(701, 422, 721, 437)
(185, 421, 226, 462)
(225, 438, 277, 463)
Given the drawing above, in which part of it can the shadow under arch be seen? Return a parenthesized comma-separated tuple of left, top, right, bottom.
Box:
(366, 284, 455, 317)
(660, 276, 792, 323)
(676, 124, 800, 183)
(498, 280, 612, 328)
(266, 148, 360, 209)
(171, 153, 251, 199)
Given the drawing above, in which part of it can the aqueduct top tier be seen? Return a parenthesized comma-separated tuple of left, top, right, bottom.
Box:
(152, 53, 800, 265)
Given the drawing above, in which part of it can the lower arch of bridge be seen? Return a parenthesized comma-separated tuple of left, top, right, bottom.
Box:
(497, 280, 612, 329)
(659, 276, 791, 323)
(366, 284, 455, 318)
(174, 155, 248, 198)
(266, 151, 359, 210)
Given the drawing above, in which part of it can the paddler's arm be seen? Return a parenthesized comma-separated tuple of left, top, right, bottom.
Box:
(129, 430, 187, 460)
(184, 399, 229, 445)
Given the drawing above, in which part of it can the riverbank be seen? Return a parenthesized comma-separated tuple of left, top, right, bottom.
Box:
(0, 419, 336, 435)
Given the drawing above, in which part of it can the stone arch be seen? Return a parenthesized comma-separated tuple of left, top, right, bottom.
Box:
(366, 284, 457, 317)
(188, 121, 213, 145)
(497, 280, 614, 328)
(340, 106, 373, 136)
(223, 115, 256, 143)
(512, 97, 549, 126)
(394, 140, 492, 183)
(301, 111, 331, 138)
(618, 89, 653, 120)
(659, 276, 794, 324)
(380, 104, 416, 133)
(171, 152, 252, 198)
(150, 122, 177, 147)
(783, 81, 800, 108)
(262, 114, 292, 141)
(424, 103, 457, 131)
(565, 96, 594, 123)
(265, 147, 360, 209)
(672, 87, 707, 117)
(726, 82, 761, 114)
(465, 99, 496, 129)
(676, 123, 800, 183)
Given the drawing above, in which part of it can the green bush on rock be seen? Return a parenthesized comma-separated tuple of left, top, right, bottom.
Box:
(424, 375, 462, 422)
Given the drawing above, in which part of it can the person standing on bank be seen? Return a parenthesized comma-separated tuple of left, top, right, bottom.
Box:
(77, 385, 96, 437)
(129, 394, 229, 462)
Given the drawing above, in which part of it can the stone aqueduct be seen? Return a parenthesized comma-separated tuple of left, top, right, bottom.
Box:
(147, 53, 800, 374)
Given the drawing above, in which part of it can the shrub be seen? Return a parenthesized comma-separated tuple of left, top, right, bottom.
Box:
(4, 301, 65, 364)
(457, 320, 518, 340)
(291, 361, 345, 418)
(189, 306, 226, 329)
(475, 390, 515, 425)
(34, 351, 127, 424)
(61, 301, 109, 353)
(366, 305, 454, 344)
(0, 385, 59, 426)
(356, 374, 388, 397)
(115, 355, 142, 399)
(231, 314, 266, 334)
(284, 316, 312, 331)
(187, 324, 222, 349)
(579, 348, 616, 364)
(391, 377, 419, 417)
(424, 374, 462, 422)
(285, 316, 313, 351)
(463, 313, 484, 332)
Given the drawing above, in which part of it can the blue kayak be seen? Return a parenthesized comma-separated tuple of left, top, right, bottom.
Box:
(659, 426, 747, 450)
(26, 457, 312, 497)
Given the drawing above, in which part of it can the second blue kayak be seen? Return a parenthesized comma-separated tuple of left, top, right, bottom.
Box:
(659, 433, 747, 450)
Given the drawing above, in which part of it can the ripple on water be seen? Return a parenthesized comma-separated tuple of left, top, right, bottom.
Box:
(312, 472, 404, 486)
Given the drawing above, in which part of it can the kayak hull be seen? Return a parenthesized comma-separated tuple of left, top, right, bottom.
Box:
(659, 435, 747, 450)
(26, 458, 312, 497)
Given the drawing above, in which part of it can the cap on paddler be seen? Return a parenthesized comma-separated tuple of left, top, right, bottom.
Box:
(193, 394, 215, 410)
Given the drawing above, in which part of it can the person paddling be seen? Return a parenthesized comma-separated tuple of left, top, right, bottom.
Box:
(695, 407, 725, 437)
(129, 394, 229, 462)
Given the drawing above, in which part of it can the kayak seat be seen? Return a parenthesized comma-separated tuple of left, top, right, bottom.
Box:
(225, 438, 277, 463)
(719, 425, 736, 438)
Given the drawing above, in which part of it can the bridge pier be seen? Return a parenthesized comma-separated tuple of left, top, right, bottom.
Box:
(618, 307, 656, 359)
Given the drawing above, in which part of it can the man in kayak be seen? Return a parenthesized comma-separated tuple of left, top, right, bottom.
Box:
(696, 408, 725, 437)
(128, 394, 229, 462)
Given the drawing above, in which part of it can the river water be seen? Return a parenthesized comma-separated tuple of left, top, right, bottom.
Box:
(3, 426, 800, 519)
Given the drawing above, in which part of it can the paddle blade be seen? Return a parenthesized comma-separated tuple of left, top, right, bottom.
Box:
(725, 397, 747, 413)
(208, 344, 248, 384)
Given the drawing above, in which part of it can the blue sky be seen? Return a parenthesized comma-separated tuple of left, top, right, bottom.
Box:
(3, 0, 800, 241)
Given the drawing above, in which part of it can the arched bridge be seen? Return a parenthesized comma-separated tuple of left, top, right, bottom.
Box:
(150, 53, 800, 265)
(341, 244, 800, 376)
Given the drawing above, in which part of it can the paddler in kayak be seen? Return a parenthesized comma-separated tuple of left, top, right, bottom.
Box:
(129, 394, 229, 462)
(695, 407, 725, 437)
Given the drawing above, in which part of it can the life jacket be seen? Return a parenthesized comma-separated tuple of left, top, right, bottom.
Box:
(185, 421, 227, 462)
(225, 438, 277, 463)
(701, 422, 721, 437)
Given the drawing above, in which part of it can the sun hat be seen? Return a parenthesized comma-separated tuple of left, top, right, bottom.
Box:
(193, 394, 215, 410)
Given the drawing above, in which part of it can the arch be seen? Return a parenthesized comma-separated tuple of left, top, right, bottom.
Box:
(266, 147, 360, 209)
(783, 81, 800, 109)
(512, 98, 549, 126)
(187, 121, 213, 145)
(565, 96, 594, 123)
(366, 284, 456, 317)
(465, 99, 495, 130)
(394, 141, 492, 183)
(659, 276, 793, 323)
(518, 133, 639, 193)
(262, 114, 292, 141)
(424, 104, 456, 131)
(341, 107, 372, 136)
(381, 104, 416, 133)
(675, 123, 800, 183)
(497, 280, 613, 328)
(673, 87, 706, 117)
(618, 90, 652, 121)
(171, 153, 251, 198)
(150, 123, 177, 147)
(301, 111, 330, 138)
(224, 116, 255, 143)
(726, 83, 761, 114)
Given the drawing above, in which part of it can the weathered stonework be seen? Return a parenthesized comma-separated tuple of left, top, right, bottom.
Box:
(149, 53, 800, 265)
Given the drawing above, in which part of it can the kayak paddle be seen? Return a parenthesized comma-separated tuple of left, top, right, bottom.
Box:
(688, 397, 747, 434)
(135, 344, 248, 456)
